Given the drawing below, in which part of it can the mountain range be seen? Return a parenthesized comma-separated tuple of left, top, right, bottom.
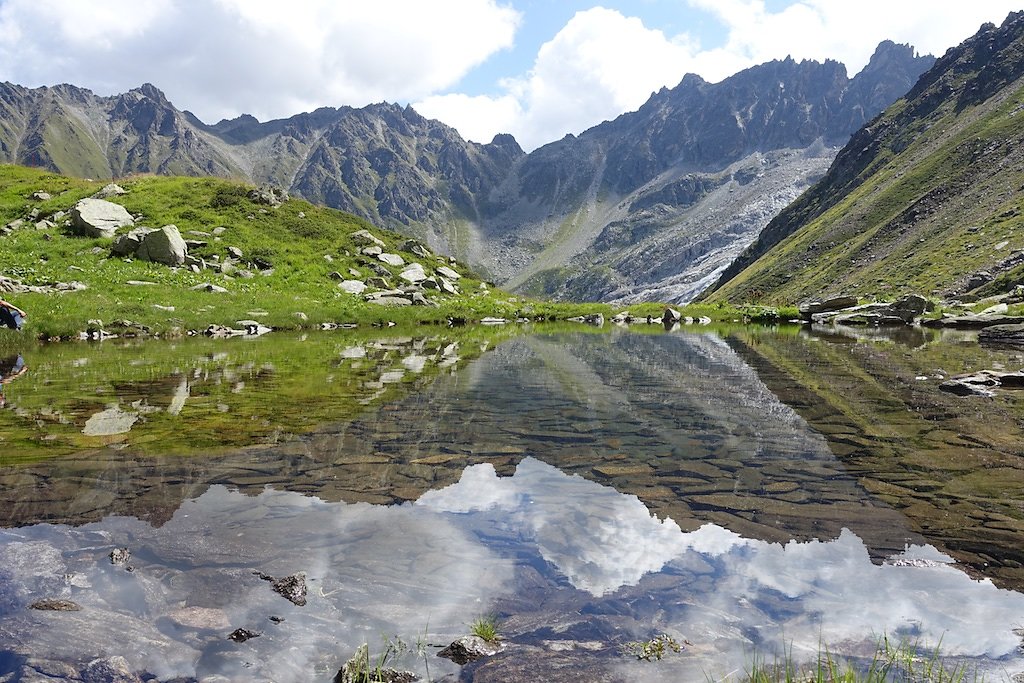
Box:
(0, 40, 933, 303)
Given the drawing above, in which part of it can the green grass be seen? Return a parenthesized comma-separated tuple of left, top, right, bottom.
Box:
(723, 636, 979, 683)
(468, 614, 501, 643)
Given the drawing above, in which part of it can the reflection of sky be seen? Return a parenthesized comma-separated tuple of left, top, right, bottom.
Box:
(3, 461, 1024, 681)
(418, 458, 1024, 661)
(0, 485, 511, 682)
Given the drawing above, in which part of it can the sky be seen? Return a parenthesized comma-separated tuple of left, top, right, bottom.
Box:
(0, 1, 1021, 151)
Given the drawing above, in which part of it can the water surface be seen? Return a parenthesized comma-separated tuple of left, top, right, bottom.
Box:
(1, 326, 1022, 682)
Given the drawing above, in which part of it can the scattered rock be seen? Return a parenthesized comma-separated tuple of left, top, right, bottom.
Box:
(30, 598, 81, 611)
(400, 239, 431, 259)
(398, 263, 426, 283)
(109, 548, 131, 568)
(799, 295, 859, 319)
(436, 265, 461, 280)
(662, 308, 681, 326)
(227, 246, 244, 259)
(350, 229, 386, 248)
(965, 271, 994, 291)
(378, 253, 406, 268)
(30, 190, 52, 201)
(339, 280, 367, 295)
(255, 571, 307, 606)
(248, 187, 288, 207)
(92, 183, 128, 199)
(111, 228, 155, 256)
(437, 635, 505, 664)
(191, 282, 229, 293)
(70, 198, 135, 238)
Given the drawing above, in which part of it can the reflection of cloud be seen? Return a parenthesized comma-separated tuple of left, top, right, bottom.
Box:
(419, 458, 690, 595)
(418, 457, 1024, 665)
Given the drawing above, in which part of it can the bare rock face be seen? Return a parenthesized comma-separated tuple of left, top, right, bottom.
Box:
(70, 198, 134, 238)
(136, 225, 187, 266)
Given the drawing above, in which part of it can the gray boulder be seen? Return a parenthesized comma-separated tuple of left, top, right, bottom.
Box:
(136, 225, 187, 266)
(437, 635, 505, 664)
(436, 265, 461, 280)
(378, 253, 406, 268)
(663, 307, 682, 325)
(70, 198, 134, 238)
(350, 229, 385, 247)
(888, 294, 928, 323)
(339, 280, 367, 294)
(111, 227, 155, 257)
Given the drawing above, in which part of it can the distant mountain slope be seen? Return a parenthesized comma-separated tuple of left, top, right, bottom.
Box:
(474, 41, 934, 302)
(0, 41, 933, 302)
(704, 12, 1024, 305)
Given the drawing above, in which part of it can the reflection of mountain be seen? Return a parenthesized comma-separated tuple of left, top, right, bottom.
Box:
(725, 328, 1024, 591)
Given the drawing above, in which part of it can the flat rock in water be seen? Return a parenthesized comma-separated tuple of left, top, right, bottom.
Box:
(979, 323, 1024, 346)
(923, 314, 1024, 329)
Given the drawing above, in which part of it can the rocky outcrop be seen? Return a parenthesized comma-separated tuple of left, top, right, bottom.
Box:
(978, 323, 1024, 346)
(70, 198, 134, 238)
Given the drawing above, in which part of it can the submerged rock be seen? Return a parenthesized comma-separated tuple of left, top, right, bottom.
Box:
(437, 635, 505, 664)
(30, 598, 81, 611)
(255, 570, 307, 606)
(228, 627, 261, 643)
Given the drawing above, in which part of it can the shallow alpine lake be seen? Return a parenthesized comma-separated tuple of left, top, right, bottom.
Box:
(0, 323, 1023, 682)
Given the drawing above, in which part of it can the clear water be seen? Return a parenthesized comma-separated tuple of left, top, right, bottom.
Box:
(0, 326, 1022, 682)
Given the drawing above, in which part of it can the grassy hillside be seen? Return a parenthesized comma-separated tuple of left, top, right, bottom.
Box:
(706, 13, 1024, 305)
(0, 165, 590, 338)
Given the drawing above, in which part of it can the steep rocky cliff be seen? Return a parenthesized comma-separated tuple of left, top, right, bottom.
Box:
(704, 11, 1024, 304)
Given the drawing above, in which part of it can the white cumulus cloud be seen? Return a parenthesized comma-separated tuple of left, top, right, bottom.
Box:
(0, 0, 520, 123)
(417, 7, 699, 150)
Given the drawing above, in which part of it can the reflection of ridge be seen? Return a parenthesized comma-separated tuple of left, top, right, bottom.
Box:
(0, 331, 920, 563)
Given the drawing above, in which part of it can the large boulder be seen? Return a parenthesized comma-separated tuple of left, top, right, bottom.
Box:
(70, 198, 134, 238)
(136, 225, 187, 266)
